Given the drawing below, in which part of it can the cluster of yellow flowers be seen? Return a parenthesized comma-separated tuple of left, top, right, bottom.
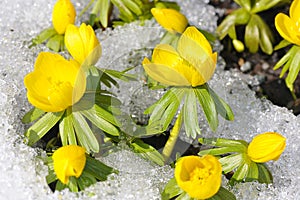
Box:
(23, 1, 288, 196)
(24, 0, 100, 113)
(24, 0, 101, 184)
(175, 132, 286, 199)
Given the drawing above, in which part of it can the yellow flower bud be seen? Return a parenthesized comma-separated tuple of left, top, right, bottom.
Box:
(65, 23, 102, 66)
(275, 0, 300, 46)
(175, 155, 222, 199)
(151, 8, 188, 34)
(52, 145, 86, 184)
(52, 0, 76, 35)
(24, 52, 86, 112)
(247, 132, 286, 163)
(232, 39, 245, 52)
(142, 26, 217, 87)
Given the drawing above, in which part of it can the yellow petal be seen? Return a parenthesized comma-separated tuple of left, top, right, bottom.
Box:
(52, 145, 86, 184)
(151, 8, 188, 33)
(177, 26, 216, 84)
(145, 44, 205, 86)
(52, 0, 76, 34)
(247, 132, 286, 163)
(290, 0, 300, 24)
(275, 13, 300, 45)
(143, 58, 190, 86)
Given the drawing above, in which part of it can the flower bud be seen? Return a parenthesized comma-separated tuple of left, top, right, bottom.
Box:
(232, 39, 245, 52)
(151, 8, 188, 34)
(65, 23, 102, 66)
(247, 132, 286, 163)
(52, 0, 76, 34)
(52, 145, 86, 184)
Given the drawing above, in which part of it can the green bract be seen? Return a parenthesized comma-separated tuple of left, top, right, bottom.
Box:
(217, 0, 289, 54)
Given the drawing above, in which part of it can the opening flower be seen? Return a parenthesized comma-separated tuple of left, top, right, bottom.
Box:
(175, 155, 222, 199)
(142, 26, 217, 87)
(24, 52, 86, 112)
(151, 8, 188, 34)
(275, 0, 300, 46)
(65, 23, 102, 67)
(247, 132, 286, 163)
(52, 145, 86, 184)
(52, 0, 76, 35)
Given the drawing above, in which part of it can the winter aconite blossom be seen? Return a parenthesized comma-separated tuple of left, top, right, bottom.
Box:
(24, 52, 86, 112)
(65, 23, 102, 66)
(52, 0, 76, 35)
(247, 132, 286, 163)
(175, 155, 222, 199)
(151, 8, 188, 34)
(52, 145, 86, 184)
(142, 26, 217, 87)
(275, 0, 300, 46)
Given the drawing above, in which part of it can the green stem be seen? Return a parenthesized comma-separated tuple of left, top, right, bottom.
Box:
(162, 111, 183, 164)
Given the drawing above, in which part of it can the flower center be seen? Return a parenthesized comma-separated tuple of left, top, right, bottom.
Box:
(189, 166, 212, 185)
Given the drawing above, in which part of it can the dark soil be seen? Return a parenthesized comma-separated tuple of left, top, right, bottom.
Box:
(210, 0, 300, 115)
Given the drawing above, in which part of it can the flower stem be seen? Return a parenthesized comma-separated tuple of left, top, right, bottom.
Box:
(162, 111, 183, 164)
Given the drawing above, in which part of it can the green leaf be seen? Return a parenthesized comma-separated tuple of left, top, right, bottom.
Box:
(286, 47, 300, 91)
(130, 139, 165, 166)
(122, 0, 142, 16)
(31, 28, 57, 46)
(67, 176, 79, 192)
(183, 89, 201, 138)
(77, 171, 97, 191)
(55, 180, 67, 191)
(199, 138, 248, 148)
(161, 178, 183, 200)
(21, 107, 45, 123)
(246, 160, 259, 181)
(245, 15, 259, 53)
(199, 146, 246, 156)
(111, 0, 135, 22)
(250, 0, 287, 13)
(219, 153, 244, 173)
(274, 40, 291, 51)
(46, 170, 57, 184)
(176, 192, 191, 200)
(59, 109, 77, 146)
(99, 67, 137, 82)
(72, 111, 100, 153)
(208, 187, 236, 200)
(230, 162, 249, 183)
(80, 105, 120, 136)
(273, 47, 293, 71)
(256, 14, 274, 55)
(84, 156, 117, 181)
(46, 34, 64, 52)
(92, 0, 111, 28)
(257, 163, 273, 184)
(25, 111, 64, 146)
(207, 85, 234, 121)
(145, 88, 185, 133)
(194, 85, 218, 132)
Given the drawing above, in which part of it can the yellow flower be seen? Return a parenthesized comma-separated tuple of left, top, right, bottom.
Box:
(65, 23, 102, 66)
(175, 155, 222, 199)
(247, 132, 286, 163)
(142, 26, 217, 87)
(24, 52, 86, 112)
(52, 0, 76, 35)
(275, 0, 300, 46)
(151, 8, 188, 33)
(52, 145, 86, 184)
